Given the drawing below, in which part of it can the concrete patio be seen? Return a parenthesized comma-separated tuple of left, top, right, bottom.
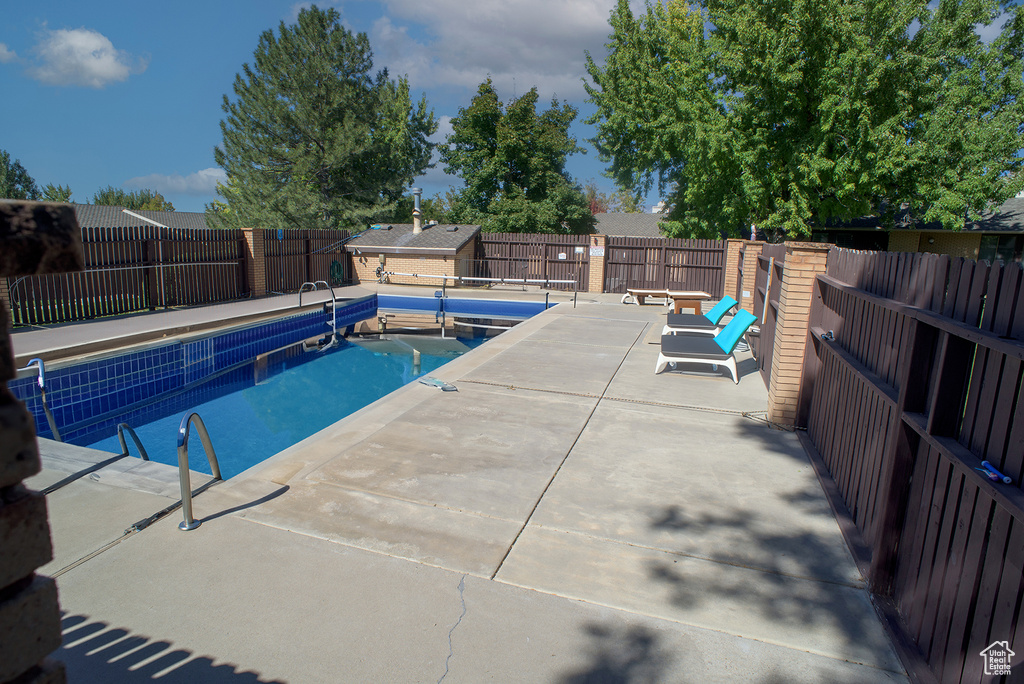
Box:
(19, 294, 907, 683)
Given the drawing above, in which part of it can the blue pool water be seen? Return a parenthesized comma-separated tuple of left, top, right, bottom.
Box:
(84, 337, 481, 478)
(11, 293, 536, 478)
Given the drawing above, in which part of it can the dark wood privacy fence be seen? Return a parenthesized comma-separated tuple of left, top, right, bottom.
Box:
(800, 249, 1024, 684)
(473, 233, 590, 290)
(5, 227, 352, 326)
(6, 227, 247, 326)
(262, 228, 350, 294)
(603, 237, 725, 296)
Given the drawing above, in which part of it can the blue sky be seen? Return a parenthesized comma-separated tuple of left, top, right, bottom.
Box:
(0, 1, 651, 214)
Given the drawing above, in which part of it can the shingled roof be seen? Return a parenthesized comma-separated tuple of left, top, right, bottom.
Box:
(69, 204, 209, 230)
(593, 212, 667, 238)
(966, 197, 1024, 233)
(346, 223, 481, 254)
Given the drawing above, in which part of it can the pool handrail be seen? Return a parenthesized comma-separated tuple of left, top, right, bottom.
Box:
(176, 412, 223, 531)
(17, 357, 62, 442)
(117, 423, 151, 461)
(298, 280, 338, 338)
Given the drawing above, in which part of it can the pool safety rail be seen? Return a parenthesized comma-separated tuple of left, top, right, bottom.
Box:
(298, 280, 339, 338)
(378, 270, 578, 290)
(117, 423, 150, 462)
(17, 357, 62, 442)
(176, 412, 222, 531)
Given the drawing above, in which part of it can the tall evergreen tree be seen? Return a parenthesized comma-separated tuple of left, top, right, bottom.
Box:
(209, 6, 436, 231)
(41, 183, 73, 203)
(440, 80, 594, 234)
(93, 186, 174, 211)
(586, 0, 1024, 240)
(0, 149, 41, 200)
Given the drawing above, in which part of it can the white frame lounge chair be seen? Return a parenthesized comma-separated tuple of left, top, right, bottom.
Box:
(655, 310, 758, 383)
(662, 295, 739, 336)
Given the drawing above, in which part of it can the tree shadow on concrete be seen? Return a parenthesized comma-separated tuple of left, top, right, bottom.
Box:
(558, 623, 670, 684)
(59, 613, 283, 684)
(645, 497, 889, 669)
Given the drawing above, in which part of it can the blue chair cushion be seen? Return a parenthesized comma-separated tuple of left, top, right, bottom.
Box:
(713, 310, 758, 353)
(705, 296, 739, 325)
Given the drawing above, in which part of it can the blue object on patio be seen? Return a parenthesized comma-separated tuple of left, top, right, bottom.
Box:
(655, 309, 758, 383)
(662, 295, 739, 335)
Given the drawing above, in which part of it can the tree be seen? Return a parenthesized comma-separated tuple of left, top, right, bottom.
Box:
(585, 0, 1024, 240)
(584, 180, 643, 214)
(41, 184, 73, 202)
(208, 5, 436, 232)
(93, 186, 174, 211)
(0, 150, 41, 200)
(440, 79, 594, 234)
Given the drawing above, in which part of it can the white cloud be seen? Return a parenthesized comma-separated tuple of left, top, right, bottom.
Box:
(430, 115, 453, 143)
(124, 168, 226, 195)
(0, 43, 16, 63)
(370, 0, 622, 101)
(28, 28, 146, 88)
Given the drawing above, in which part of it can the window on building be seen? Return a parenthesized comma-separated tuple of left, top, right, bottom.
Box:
(979, 235, 1023, 263)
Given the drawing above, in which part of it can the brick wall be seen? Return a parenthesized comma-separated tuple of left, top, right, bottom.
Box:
(739, 242, 764, 315)
(887, 230, 982, 260)
(0, 202, 81, 684)
(919, 231, 981, 259)
(241, 228, 267, 297)
(766, 242, 830, 426)
(886, 231, 919, 253)
(587, 235, 607, 293)
(351, 252, 455, 286)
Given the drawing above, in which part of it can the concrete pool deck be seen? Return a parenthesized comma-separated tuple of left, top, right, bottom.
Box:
(14, 291, 908, 683)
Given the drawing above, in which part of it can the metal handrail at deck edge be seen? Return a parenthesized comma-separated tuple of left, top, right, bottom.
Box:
(176, 412, 222, 531)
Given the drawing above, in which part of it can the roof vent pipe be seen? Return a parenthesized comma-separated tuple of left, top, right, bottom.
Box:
(412, 187, 423, 234)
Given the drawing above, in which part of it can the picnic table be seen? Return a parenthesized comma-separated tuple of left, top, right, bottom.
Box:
(621, 288, 711, 314)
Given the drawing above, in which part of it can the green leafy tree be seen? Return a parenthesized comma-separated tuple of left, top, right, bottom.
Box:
(440, 79, 594, 234)
(209, 5, 436, 232)
(41, 184, 73, 202)
(584, 180, 643, 214)
(586, 0, 1024, 240)
(0, 150, 41, 200)
(371, 193, 448, 224)
(93, 186, 174, 211)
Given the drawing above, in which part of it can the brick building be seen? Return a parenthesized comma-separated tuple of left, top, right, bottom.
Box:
(347, 222, 481, 286)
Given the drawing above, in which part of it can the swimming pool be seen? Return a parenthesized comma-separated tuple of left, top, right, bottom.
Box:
(84, 336, 480, 478)
(12, 292, 539, 478)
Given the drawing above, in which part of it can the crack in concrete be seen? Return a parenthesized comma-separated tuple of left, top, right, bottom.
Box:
(437, 574, 467, 684)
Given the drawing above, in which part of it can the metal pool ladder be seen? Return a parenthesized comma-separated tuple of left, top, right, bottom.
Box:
(299, 280, 338, 341)
(177, 412, 222, 531)
(17, 358, 62, 442)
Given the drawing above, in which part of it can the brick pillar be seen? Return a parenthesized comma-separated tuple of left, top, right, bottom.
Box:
(242, 228, 266, 297)
(587, 235, 607, 293)
(0, 202, 80, 684)
(724, 240, 744, 304)
(738, 241, 764, 315)
(766, 242, 831, 427)
(0, 278, 10, 318)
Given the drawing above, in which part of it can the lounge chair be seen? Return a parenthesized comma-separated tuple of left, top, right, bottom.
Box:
(655, 309, 758, 383)
(662, 295, 738, 335)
